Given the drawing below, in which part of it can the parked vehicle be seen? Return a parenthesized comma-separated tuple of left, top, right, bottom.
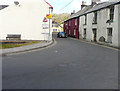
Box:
(57, 32, 67, 38)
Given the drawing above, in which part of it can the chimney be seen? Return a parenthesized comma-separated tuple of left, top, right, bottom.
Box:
(71, 10, 75, 15)
(81, 1, 87, 9)
(82, 1, 86, 5)
(14, 1, 19, 5)
(73, 10, 75, 14)
(92, 0, 100, 5)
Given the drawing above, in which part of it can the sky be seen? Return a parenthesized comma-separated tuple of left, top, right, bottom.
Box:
(0, 0, 110, 14)
(46, 0, 109, 13)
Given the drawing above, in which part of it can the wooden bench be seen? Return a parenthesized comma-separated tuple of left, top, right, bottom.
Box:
(6, 34, 21, 40)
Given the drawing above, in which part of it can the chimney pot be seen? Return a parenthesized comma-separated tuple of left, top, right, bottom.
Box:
(92, 0, 100, 5)
(71, 10, 75, 15)
(81, 1, 87, 9)
(82, 1, 86, 5)
(73, 10, 75, 13)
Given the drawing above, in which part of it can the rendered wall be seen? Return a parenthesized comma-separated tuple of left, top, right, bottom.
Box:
(79, 4, 120, 48)
(0, 0, 53, 41)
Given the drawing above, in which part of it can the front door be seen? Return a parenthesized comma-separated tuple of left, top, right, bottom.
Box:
(107, 28, 112, 43)
(84, 29, 86, 39)
(92, 29, 97, 42)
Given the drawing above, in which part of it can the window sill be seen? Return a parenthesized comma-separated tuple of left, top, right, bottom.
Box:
(92, 23, 97, 24)
(83, 24, 87, 26)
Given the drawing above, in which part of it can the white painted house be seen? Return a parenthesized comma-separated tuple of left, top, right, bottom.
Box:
(79, 1, 120, 48)
(0, 0, 53, 41)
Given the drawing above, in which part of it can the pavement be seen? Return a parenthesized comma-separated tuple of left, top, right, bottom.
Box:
(0, 40, 54, 56)
(71, 38, 120, 52)
(2, 34, 119, 89)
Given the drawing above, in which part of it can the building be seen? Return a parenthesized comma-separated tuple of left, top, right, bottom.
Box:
(0, 0, 53, 41)
(64, 1, 92, 39)
(80, 1, 120, 48)
(64, 0, 120, 48)
(52, 21, 63, 33)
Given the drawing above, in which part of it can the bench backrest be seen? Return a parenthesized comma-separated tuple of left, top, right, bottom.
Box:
(7, 34, 21, 38)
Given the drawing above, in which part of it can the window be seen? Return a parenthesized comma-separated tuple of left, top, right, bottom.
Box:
(108, 28, 112, 36)
(85, 15, 87, 25)
(75, 19, 77, 26)
(93, 11, 97, 24)
(52, 24, 58, 27)
(110, 6, 114, 21)
(53, 29, 57, 32)
(69, 21, 71, 26)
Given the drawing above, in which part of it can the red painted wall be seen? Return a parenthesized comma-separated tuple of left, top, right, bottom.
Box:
(63, 17, 79, 39)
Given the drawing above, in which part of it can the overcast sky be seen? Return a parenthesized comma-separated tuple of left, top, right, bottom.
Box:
(0, 0, 109, 13)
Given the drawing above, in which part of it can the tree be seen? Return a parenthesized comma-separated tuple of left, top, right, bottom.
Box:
(52, 13, 70, 25)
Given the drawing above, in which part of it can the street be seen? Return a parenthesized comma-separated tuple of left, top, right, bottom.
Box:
(2, 34, 118, 89)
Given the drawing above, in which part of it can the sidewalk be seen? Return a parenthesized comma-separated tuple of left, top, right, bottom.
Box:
(70, 37, 120, 51)
(0, 40, 54, 56)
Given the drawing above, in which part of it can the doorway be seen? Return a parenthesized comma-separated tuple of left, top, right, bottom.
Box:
(107, 28, 112, 43)
(84, 29, 86, 39)
(92, 29, 97, 42)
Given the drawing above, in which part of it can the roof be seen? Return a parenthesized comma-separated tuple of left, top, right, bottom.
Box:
(0, 0, 53, 9)
(70, 5, 93, 19)
(64, 0, 120, 22)
(83, 0, 120, 15)
(0, 5, 9, 10)
(44, 0, 53, 8)
(64, 5, 93, 22)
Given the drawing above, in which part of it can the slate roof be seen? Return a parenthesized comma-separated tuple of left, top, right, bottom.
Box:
(0, 5, 9, 10)
(64, 5, 93, 22)
(64, 0, 120, 22)
(70, 5, 93, 19)
(83, 0, 120, 15)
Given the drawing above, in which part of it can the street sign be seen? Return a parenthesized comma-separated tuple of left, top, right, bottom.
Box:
(46, 14, 52, 19)
(42, 23, 49, 29)
(43, 17, 48, 22)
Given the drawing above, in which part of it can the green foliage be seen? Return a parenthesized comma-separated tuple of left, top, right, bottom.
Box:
(52, 13, 70, 25)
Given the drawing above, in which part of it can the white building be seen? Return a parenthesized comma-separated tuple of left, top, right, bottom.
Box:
(0, 0, 53, 41)
(79, 1, 120, 48)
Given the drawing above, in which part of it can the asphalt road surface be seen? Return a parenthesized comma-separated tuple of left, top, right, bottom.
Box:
(2, 34, 119, 89)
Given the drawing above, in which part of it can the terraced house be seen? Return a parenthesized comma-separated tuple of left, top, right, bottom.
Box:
(64, 0, 120, 48)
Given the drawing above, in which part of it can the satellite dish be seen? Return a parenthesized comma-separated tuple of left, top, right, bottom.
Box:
(14, 1, 19, 5)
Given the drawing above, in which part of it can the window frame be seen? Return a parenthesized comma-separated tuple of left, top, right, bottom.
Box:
(109, 6, 114, 21)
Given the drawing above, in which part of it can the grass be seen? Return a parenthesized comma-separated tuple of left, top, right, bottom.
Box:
(0, 41, 40, 49)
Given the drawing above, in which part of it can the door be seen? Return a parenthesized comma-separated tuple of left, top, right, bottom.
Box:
(107, 28, 112, 43)
(92, 29, 97, 42)
(84, 29, 86, 39)
(77, 30, 79, 39)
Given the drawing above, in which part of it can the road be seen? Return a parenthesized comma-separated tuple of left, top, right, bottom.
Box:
(2, 34, 119, 89)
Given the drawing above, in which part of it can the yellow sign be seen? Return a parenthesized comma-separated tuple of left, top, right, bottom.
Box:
(46, 14, 52, 19)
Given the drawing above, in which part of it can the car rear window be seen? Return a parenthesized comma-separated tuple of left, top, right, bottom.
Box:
(60, 32, 64, 34)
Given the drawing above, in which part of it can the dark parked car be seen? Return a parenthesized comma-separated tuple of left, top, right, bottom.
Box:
(57, 32, 67, 38)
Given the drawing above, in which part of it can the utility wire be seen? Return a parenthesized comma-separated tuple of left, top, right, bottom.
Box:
(56, 0, 74, 13)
